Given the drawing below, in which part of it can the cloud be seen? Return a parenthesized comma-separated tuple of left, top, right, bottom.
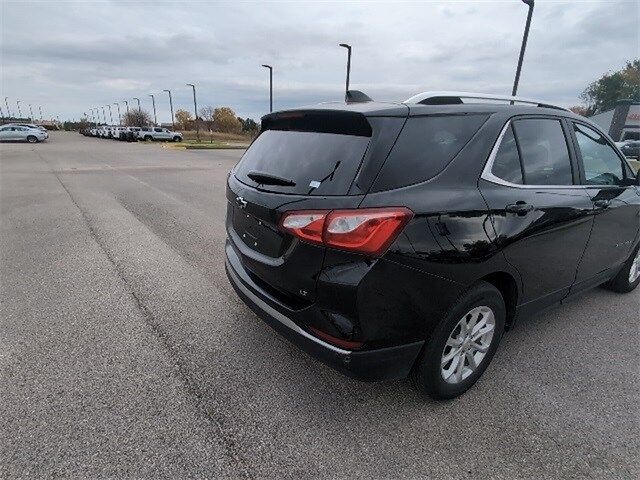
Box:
(1, 0, 637, 122)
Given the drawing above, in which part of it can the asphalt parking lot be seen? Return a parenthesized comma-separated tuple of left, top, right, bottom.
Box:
(1, 132, 638, 479)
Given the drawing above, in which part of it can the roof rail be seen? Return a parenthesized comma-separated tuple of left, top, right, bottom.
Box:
(403, 91, 569, 111)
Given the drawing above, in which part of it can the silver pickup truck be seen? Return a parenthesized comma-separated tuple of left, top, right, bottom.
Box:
(137, 127, 183, 142)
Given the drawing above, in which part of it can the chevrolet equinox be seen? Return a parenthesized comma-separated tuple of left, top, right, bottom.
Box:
(225, 91, 640, 399)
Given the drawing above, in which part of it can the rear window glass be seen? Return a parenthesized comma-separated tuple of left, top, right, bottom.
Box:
(234, 129, 370, 195)
(372, 114, 488, 191)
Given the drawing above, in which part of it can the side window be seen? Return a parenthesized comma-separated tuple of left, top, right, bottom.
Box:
(491, 125, 523, 184)
(512, 119, 573, 185)
(573, 123, 625, 186)
(154, 127, 162, 132)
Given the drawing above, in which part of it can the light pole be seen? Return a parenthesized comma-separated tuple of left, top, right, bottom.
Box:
(106, 104, 113, 124)
(38, 106, 43, 121)
(149, 94, 157, 125)
(261, 64, 273, 113)
(101, 106, 106, 124)
(133, 97, 141, 112)
(4, 97, 11, 118)
(123, 100, 129, 115)
(339, 43, 352, 100)
(29, 104, 34, 121)
(16, 100, 22, 118)
(186, 83, 199, 141)
(0, 106, 4, 119)
(114, 103, 121, 125)
(512, 0, 535, 98)
(163, 89, 174, 130)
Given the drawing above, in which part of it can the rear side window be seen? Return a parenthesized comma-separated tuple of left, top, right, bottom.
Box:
(372, 114, 488, 191)
(573, 123, 627, 185)
(512, 119, 573, 185)
(491, 126, 523, 184)
(235, 129, 370, 195)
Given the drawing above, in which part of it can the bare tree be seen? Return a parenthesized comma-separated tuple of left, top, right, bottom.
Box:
(123, 109, 152, 127)
(199, 106, 215, 131)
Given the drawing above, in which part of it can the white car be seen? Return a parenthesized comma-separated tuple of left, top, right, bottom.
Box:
(4, 123, 49, 139)
(137, 126, 183, 142)
(0, 125, 48, 143)
(112, 126, 126, 140)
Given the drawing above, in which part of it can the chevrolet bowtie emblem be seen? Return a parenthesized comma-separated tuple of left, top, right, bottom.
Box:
(236, 196, 247, 209)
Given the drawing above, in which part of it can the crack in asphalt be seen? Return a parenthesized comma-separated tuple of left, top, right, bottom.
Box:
(35, 150, 256, 479)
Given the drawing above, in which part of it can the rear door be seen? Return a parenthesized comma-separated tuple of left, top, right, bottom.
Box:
(570, 121, 640, 285)
(227, 111, 375, 304)
(479, 116, 594, 310)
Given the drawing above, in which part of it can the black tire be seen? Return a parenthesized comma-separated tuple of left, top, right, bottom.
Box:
(173, 136, 182, 142)
(145, 136, 153, 141)
(606, 244, 640, 293)
(26, 135, 38, 143)
(410, 281, 505, 400)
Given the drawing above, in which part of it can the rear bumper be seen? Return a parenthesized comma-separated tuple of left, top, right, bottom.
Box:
(225, 241, 423, 382)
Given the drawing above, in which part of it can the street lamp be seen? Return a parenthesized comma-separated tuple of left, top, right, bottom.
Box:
(38, 106, 43, 121)
(186, 83, 199, 141)
(511, 0, 535, 98)
(132, 97, 141, 112)
(4, 97, 11, 118)
(16, 100, 22, 118)
(149, 94, 157, 125)
(28, 104, 34, 121)
(163, 89, 175, 130)
(261, 64, 273, 113)
(339, 43, 352, 100)
(123, 100, 129, 115)
(114, 103, 121, 125)
(101, 106, 106, 124)
(106, 104, 113, 124)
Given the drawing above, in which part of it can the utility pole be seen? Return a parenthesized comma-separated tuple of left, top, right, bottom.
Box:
(186, 83, 199, 141)
(123, 100, 129, 115)
(163, 89, 175, 130)
(4, 97, 11, 118)
(16, 100, 22, 118)
(133, 97, 141, 111)
(28, 104, 34, 121)
(339, 43, 352, 100)
(512, 0, 535, 98)
(101, 106, 106, 124)
(149, 94, 157, 125)
(262, 64, 273, 112)
(114, 103, 121, 125)
(38, 105, 43, 121)
(106, 104, 113, 124)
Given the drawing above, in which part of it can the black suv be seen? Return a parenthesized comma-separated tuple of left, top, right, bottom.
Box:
(225, 92, 640, 399)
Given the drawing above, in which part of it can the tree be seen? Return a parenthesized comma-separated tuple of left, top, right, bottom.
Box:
(213, 107, 242, 133)
(123, 109, 152, 127)
(199, 106, 215, 130)
(568, 106, 589, 117)
(237, 117, 259, 133)
(580, 59, 640, 115)
(174, 109, 193, 130)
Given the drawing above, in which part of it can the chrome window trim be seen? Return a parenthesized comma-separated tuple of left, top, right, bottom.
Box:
(481, 120, 584, 190)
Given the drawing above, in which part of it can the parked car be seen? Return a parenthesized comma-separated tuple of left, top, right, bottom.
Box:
(112, 126, 126, 140)
(0, 125, 48, 143)
(137, 126, 183, 142)
(224, 91, 640, 400)
(620, 140, 640, 160)
(3, 123, 49, 139)
(124, 127, 141, 142)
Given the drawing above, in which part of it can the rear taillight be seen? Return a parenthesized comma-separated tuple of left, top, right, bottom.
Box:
(280, 207, 413, 256)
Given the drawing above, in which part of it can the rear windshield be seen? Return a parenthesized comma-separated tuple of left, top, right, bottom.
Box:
(235, 129, 370, 195)
(372, 114, 488, 191)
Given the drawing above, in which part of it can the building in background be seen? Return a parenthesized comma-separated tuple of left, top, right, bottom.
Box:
(590, 100, 640, 144)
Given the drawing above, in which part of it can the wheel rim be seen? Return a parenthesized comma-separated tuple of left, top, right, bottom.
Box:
(441, 306, 496, 384)
(629, 249, 640, 283)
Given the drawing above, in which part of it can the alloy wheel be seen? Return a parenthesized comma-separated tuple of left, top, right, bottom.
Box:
(441, 306, 496, 384)
(629, 249, 640, 283)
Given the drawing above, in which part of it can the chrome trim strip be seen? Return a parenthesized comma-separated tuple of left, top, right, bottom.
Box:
(480, 121, 587, 190)
(225, 258, 352, 356)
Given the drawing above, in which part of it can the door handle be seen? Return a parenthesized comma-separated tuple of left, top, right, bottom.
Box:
(593, 199, 611, 210)
(505, 201, 534, 216)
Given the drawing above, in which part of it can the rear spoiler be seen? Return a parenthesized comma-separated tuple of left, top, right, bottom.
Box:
(261, 110, 372, 137)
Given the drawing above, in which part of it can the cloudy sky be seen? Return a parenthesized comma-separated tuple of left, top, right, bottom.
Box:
(1, 0, 638, 123)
